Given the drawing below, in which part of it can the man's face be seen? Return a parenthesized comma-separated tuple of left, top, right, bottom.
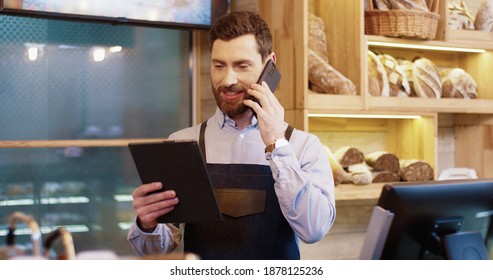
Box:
(210, 34, 265, 117)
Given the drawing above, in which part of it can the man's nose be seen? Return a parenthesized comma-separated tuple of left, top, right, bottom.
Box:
(223, 69, 238, 86)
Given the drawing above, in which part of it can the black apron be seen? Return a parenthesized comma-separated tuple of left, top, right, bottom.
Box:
(183, 122, 299, 260)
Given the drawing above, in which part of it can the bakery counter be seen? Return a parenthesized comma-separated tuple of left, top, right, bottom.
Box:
(335, 183, 383, 202)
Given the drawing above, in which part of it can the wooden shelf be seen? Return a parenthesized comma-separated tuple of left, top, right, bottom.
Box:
(335, 183, 383, 202)
(366, 33, 493, 51)
(368, 96, 493, 114)
(306, 92, 364, 111)
(447, 30, 493, 50)
(306, 93, 493, 114)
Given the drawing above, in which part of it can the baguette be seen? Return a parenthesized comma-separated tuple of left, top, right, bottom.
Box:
(474, 0, 493, 32)
(308, 13, 329, 63)
(308, 49, 357, 95)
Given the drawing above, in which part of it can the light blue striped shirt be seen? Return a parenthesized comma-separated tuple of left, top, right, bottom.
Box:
(127, 107, 336, 256)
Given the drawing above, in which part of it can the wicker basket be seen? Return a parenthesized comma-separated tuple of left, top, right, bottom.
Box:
(365, 9, 440, 40)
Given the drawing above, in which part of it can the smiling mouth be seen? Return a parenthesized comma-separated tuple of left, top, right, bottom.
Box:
(222, 90, 244, 98)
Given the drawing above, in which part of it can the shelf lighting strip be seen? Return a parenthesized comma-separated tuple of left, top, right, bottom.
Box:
(308, 113, 422, 119)
(0, 225, 90, 236)
(0, 196, 90, 206)
(368, 41, 486, 53)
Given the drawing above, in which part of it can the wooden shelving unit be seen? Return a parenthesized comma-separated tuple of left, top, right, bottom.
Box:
(259, 0, 493, 202)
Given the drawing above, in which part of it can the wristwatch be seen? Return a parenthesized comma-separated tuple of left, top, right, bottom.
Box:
(265, 137, 289, 153)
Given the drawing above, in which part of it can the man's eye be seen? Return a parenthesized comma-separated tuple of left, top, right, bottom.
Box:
(213, 64, 225, 70)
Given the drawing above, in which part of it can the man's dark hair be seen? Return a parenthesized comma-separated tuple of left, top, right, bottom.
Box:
(210, 11, 273, 61)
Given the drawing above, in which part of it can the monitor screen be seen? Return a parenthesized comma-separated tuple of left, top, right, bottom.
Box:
(375, 179, 493, 260)
(1, 0, 230, 29)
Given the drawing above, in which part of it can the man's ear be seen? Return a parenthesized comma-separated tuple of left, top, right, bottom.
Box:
(270, 52, 276, 63)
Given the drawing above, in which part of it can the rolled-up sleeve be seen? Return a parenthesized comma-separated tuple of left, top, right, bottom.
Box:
(267, 134, 336, 244)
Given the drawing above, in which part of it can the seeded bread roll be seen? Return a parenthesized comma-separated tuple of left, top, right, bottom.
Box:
(378, 54, 411, 97)
(440, 68, 478, 99)
(474, 0, 493, 32)
(308, 49, 357, 95)
(412, 57, 442, 98)
(368, 50, 390, 97)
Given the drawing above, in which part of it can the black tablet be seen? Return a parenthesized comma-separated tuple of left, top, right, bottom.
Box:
(128, 140, 223, 223)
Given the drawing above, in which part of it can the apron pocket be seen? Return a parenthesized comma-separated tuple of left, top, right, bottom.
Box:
(214, 188, 266, 218)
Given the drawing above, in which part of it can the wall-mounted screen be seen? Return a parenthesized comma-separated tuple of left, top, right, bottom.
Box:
(1, 0, 229, 29)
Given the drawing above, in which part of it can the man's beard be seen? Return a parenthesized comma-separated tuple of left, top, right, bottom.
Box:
(212, 84, 251, 116)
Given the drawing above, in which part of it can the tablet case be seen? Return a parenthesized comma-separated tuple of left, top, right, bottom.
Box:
(128, 140, 223, 223)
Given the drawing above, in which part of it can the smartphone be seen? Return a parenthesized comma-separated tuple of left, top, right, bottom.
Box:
(251, 59, 281, 107)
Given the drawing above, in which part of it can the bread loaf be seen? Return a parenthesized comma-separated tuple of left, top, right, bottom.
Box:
(448, 0, 475, 30)
(365, 151, 400, 173)
(308, 49, 357, 95)
(346, 163, 373, 185)
(368, 50, 390, 97)
(394, 0, 429, 11)
(372, 171, 400, 183)
(474, 0, 493, 32)
(334, 146, 365, 168)
(378, 54, 411, 97)
(308, 13, 329, 63)
(440, 68, 478, 99)
(373, 0, 429, 11)
(398, 59, 417, 97)
(399, 159, 434, 181)
(323, 145, 349, 185)
(412, 57, 442, 98)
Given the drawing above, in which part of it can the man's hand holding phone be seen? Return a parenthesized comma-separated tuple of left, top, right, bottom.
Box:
(245, 59, 287, 148)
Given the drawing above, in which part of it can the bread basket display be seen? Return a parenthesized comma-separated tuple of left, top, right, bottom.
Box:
(365, 0, 440, 40)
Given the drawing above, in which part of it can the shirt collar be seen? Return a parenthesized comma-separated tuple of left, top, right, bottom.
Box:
(213, 107, 258, 130)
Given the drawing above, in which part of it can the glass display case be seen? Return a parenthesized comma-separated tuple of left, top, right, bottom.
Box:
(0, 14, 192, 257)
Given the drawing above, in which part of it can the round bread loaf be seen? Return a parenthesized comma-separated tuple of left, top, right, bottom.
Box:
(440, 67, 478, 99)
(368, 50, 390, 97)
(378, 54, 410, 97)
(412, 57, 442, 98)
(398, 59, 417, 97)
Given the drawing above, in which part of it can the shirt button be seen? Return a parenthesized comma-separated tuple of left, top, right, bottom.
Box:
(274, 156, 279, 161)
(240, 134, 245, 139)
